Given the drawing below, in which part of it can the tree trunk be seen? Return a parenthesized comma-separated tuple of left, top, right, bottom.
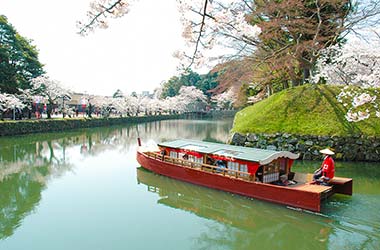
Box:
(88, 104, 93, 118)
(283, 80, 289, 89)
(303, 67, 311, 84)
(288, 67, 301, 87)
(266, 85, 272, 97)
(47, 103, 52, 119)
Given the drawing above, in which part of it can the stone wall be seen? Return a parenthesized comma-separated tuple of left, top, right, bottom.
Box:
(230, 132, 380, 162)
(183, 110, 237, 119)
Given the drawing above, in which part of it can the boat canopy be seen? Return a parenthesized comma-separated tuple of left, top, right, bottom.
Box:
(158, 139, 299, 165)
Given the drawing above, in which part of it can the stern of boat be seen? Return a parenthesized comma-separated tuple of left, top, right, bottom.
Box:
(330, 177, 353, 196)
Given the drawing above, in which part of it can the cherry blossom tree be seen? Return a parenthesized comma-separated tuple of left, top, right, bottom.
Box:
(90, 95, 112, 117)
(78, 1, 380, 78)
(161, 96, 180, 114)
(91, 94, 151, 117)
(0, 93, 25, 120)
(109, 97, 128, 116)
(335, 87, 379, 122)
(77, 0, 130, 35)
(175, 86, 208, 112)
(31, 75, 72, 119)
(77, 0, 261, 70)
(211, 88, 236, 110)
(78, 86, 208, 117)
(314, 38, 380, 88)
(125, 95, 139, 115)
(314, 37, 380, 122)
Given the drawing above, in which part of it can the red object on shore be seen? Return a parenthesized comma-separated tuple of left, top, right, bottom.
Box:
(136, 139, 352, 212)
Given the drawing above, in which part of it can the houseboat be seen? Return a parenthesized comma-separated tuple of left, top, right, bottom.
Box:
(136, 139, 352, 212)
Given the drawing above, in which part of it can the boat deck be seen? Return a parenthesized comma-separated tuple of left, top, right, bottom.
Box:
(292, 184, 332, 193)
(291, 173, 352, 196)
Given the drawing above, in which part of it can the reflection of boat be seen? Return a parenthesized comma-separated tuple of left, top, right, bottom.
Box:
(137, 139, 352, 212)
(137, 167, 260, 229)
(137, 168, 332, 248)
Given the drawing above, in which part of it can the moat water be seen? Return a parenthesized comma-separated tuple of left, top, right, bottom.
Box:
(0, 118, 379, 250)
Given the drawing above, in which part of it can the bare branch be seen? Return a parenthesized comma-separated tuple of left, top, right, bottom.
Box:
(78, 0, 129, 35)
(186, 0, 210, 70)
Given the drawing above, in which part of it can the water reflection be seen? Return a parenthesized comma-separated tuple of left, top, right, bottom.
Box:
(0, 169, 45, 240)
(137, 166, 380, 249)
(0, 119, 232, 179)
(0, 119, 232, 241)
(137, 167, 331, 249)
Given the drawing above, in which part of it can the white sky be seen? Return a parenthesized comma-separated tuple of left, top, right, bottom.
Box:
(0, 0, 188, 96)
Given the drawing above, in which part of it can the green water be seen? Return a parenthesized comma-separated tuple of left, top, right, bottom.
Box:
(0, 119, 379, 250)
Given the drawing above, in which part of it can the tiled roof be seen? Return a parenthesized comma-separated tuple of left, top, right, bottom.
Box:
(158, 139, 299, 165)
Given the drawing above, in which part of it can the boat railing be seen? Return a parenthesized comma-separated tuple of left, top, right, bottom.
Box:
(144, 151, 252, 182)
(200, 163, 252, 181)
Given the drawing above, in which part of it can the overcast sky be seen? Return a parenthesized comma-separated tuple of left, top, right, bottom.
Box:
(1, 0, 189, 96)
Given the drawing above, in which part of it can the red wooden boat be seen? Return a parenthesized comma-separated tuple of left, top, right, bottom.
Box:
(136, 139, 352, 212)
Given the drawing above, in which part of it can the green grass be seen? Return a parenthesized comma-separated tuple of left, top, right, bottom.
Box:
(232, 84, 380, 136)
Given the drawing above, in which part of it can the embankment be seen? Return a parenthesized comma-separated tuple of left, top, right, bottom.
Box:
(0, 115, 182, 136)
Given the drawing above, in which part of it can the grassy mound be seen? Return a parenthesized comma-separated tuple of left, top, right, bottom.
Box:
(232, 84, 380, 136)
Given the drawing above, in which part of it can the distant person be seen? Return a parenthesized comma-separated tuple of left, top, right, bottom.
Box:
(313, 148, 335, 185)
(160, 149, 166, 161)
(216, 160, 226, 173)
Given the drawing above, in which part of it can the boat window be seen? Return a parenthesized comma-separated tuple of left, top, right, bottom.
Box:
(226, 161, 238, 175)
(239, 164, 249, 178)
(188, 155, 202, 163)
(240, 164, 248, 173)
(170, 151, 178, 158)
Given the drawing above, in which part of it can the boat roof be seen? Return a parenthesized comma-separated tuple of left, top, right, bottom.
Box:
(158, 139, 299, 165)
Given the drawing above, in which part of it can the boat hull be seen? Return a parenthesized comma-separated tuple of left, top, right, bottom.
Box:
(137, 151, 333, 212)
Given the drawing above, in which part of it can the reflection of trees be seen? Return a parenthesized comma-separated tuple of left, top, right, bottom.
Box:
(0, 136, 75, 239)
(137, 119, 233, 144)
(0, 118, 233, 239)
(0, 119, 232, 182)
(59, 118, 233, 157)
(0, 168, 46, 239)
(137, 168, 331, 250)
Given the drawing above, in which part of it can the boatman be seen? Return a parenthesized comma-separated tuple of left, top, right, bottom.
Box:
(313, 148, 335, 185)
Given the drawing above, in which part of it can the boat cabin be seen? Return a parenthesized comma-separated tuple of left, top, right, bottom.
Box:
(158, 139, 299, 183)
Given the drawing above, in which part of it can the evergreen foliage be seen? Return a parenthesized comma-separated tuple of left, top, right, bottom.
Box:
(160, 70, 218, 99)
(0, 15, 44, 94)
